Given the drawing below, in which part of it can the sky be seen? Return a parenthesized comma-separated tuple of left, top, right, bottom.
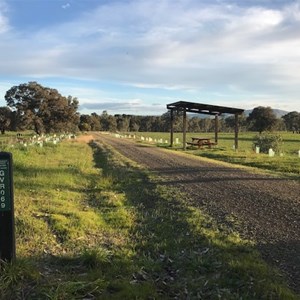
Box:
(0, 0, 300, 115)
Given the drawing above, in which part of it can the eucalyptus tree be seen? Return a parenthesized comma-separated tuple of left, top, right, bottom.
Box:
(247, 106, 277, 133)
(282, 111, 300, 133)
(5, 82, 79, 134)
(0, 107, 12, 134)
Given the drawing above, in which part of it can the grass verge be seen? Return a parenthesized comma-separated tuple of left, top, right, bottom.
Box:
(130, 131, 300, 176)
(0, 138, 298, 299)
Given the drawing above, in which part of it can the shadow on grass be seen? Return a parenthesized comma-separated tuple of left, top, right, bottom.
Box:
(87, 142, 297, 299)
(258, 240, 300, 294)
(3, 142, 297, 299)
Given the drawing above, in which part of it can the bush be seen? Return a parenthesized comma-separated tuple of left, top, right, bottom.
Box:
(253, 133, 283, 154)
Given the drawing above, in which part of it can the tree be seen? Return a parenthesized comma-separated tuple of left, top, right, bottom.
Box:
(139, 116, 153, 132)
(116, 114, 130, 132)
(0, 107, 12, 134)
(188, 116, 200, 132)
(129, 116, 140, 132)
(90, 113, 101, 131)
(79, 114, 93, 131)
(150, 116, 164, 132)
(282, 111, 300, 133)
(247, 106, 277, 133)
(161, 111, 183, 132)
(224, 113, 247, 132)
(199, 118, 213, 132)
(41, 94, 79, 133)
(99, 111, 117, 131)
(5, 82, 79, 134)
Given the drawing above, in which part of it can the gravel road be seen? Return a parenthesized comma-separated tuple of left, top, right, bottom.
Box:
(94, 133, 300, 293)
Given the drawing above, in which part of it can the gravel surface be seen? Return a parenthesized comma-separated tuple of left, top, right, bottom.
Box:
(94, 133, 300, 293)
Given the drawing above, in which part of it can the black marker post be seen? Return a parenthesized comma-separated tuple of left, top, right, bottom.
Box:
(0, 152, 15, 262)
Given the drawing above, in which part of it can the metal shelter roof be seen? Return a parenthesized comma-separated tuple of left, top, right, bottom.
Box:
(166, 101, 244, 115)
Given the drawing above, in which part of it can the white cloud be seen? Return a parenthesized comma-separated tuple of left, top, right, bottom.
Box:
(1, 0, 300, 112)
(62, 3, 70, 9)
(79, 98, 166, 115)
(0, 0, 10, 34)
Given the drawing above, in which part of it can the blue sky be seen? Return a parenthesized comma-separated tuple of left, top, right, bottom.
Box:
(1, 0, 300, 115)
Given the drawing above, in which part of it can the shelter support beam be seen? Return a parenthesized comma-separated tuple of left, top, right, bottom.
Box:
(183, 108, 187, 150)
(234, 113, 239, 150)
(170, 109, 174, 147)
(214, 115, 219, 144)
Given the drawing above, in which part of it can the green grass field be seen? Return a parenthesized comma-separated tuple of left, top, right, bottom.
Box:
(0, 135, 298, 298)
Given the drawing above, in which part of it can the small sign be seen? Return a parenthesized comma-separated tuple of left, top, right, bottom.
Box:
(0, 152, 15, 262)
(0, 159, 11, 211)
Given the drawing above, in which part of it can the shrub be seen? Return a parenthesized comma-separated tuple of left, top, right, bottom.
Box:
(253, 133, 283, 154)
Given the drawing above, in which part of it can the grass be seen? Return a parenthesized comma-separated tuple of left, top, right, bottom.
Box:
(0, 135, 298, 298)
(127, 131, 300, 176)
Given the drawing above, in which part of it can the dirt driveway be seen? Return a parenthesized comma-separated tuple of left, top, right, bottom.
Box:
(93, 133, 300, 293)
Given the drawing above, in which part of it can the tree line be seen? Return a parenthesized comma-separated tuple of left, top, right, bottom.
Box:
(1, 82, 300, 134)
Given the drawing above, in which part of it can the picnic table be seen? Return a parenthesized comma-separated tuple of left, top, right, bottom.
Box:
(187, 137, 217, 149)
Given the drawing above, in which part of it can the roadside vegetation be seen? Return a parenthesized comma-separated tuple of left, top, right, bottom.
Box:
(0, 136, 298, 299)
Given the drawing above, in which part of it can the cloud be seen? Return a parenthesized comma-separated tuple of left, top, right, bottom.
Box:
(0, 81, 12, 105)
(62, 3, 71, 9)
(39, 2, 300, 86)
(0, 0, 10, 34)
(1, 0, 300, 112)
(80, 99, 165, 115)
(80, 99, 141, 110)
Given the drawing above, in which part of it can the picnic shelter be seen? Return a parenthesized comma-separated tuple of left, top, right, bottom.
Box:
(166, 101, 244, 150)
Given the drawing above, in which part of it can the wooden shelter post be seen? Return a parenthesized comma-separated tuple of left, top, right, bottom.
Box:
(183, 108, 187, 150)
(234, 113, 239, 150)
(214, 115, 219, 144)
(170, 109, 174, 147)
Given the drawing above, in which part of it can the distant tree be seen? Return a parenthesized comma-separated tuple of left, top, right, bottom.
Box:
(199, 118, 213, 132)
(129, 116, 140, 132)
(138, 116, 152, 132)
(224, 113, 247, 132)
(79, 114, 93, 131)
(90, 113, 101, 131)
(79, 113, 102, 131)
(274, 118, 286, 131)
(106, 115, 117, 131)
(5, 82, 79, 134)
(0, 107, 12, 134)
(99, 111, 117, 132)
(161, 111, 183, 132)
(151, 116, 164, 132)
(188, 116, 200, 132)
(247, 106, 277, 133)
(116, 114, 130, 132)
(282, 111, 300, 133)
(160, 112, 171, 132)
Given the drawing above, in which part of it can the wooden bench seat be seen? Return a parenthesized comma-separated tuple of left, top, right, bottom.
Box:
(186, 142, 200, 146)
(187, 141, 217, 148)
